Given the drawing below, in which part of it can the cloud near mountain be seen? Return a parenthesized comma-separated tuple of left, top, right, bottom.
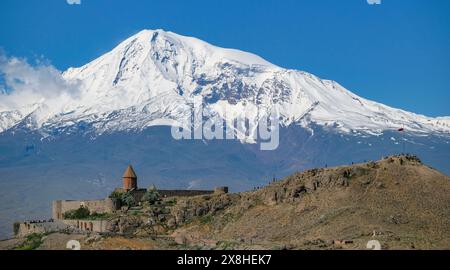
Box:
(0, 53, 82, 129)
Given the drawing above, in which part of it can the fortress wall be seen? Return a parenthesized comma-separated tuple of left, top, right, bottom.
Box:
(15, 219, 110, 237)
(61, 220, 109, 233)
(81, 199, 113, 213)
(114, 187, 229, 202)
(130, 189, 146, 202)
(53, 199, 113, 220)
(124, 189, 220, 201)
(51, 188, 229, 220)
(158, 190, 215, 198)
(52, 201, 62, 220)
(16, 223, 47, 237)
(15, 221, 70, 237)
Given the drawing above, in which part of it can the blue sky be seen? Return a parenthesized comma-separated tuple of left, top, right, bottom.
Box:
(0, 0, 449, 116)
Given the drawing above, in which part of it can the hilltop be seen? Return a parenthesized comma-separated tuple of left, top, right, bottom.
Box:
(1, 154, 449, 250)
(164, 154, 450, 250)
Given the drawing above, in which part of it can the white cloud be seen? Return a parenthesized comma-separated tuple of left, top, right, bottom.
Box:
(0, 54, 82, 113)
(66, 0, 81, 5)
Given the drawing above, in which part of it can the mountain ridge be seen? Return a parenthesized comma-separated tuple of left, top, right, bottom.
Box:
(1, 29, 449, 138)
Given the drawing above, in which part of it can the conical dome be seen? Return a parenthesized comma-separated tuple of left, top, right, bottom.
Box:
(123, 165, 137, 179)
(122, 165, 138, 191)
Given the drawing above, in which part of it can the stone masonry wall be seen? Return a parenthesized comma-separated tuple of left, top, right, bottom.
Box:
(159, 190, 215, 198)
(15, 221, 70, 237)
(53, 199, 114, 220)
(61, 220, 109, 233)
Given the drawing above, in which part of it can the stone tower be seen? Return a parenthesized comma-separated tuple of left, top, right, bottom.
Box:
(123, 165, 138, 191)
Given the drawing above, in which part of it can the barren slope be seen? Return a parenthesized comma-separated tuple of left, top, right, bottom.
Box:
(172, 155, 450, 250)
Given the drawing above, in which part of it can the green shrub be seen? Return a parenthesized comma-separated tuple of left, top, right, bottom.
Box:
(121, 192, 136, 207)
(217, 240, 239, 250)
(164, 198, 177, 206)
(88, 212, 113, 220)
(63, 207, 112, 220)
(142, 190, 160, 205)
(130, 210, 140, 216)
(200, 214, 214, 224)
(14, 233, 44, 250)
(63, 206, 90, 220)
(109, 191, 122, 200)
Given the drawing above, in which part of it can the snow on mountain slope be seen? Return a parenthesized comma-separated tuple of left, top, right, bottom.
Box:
(1, 29, 449, 137)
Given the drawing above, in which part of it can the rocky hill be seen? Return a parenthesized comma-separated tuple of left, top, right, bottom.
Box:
(168, 154, 450, 250)
(2, 154, 449, 250)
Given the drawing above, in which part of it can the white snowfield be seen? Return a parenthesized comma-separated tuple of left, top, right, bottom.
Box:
(1, 29, 449, 137)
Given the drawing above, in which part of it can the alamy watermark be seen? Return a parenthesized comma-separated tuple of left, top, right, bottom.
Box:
(366, 240, 382, 250)
(367, 0, 382, 5)
(66, 240, 81, 250)
(66, 0, 81, 5)
(170, 97, 280, 151)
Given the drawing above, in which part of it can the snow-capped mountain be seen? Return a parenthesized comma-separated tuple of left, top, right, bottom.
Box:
(1, 29, 449, 137)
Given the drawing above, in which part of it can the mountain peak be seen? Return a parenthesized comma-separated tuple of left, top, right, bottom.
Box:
(120, 28, 277, 67)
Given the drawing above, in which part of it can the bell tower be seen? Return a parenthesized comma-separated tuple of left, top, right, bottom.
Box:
(122, 165, 138, 191)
